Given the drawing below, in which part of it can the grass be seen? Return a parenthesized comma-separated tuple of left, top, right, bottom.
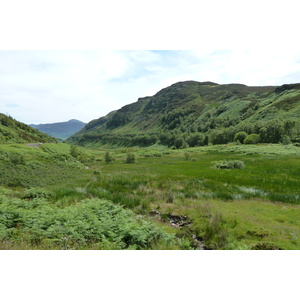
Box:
(1, 142, 300, 249)
(83, 144, 300, 249)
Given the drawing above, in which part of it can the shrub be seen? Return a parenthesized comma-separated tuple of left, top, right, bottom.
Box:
(214, 160, 245, 169)
(184, 152, 190, 161)
(281, 135, 291, 145)
(204, 213, 228, 249)
(234, 131, 248, 144)
(251, 243, 283, 250)
(125, 153, 135, 163)
(9, 153, 26, 165)
(244, 133, 260, 144)
(104, 151, 114, 164)
(78, 154, 90, 164)
(23, 188, 52, 199)
(70, 145, 80, 159)
(0, 150, 9, 161)
(180, 141, 189, 149)
(142, 151, 162, 157)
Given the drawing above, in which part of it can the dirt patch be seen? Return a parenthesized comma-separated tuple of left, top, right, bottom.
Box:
(25, 143, 43, 148)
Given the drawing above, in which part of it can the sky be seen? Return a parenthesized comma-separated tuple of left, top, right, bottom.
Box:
(1, 49, 300, 125)
(0, 0, 299, 125)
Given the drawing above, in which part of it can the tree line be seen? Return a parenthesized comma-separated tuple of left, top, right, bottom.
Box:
(75, 117, 300, 148)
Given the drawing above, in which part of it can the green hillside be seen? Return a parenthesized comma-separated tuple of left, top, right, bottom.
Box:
(0, 113, 56, 144)
(30, 119, 86, 140)
(68, 81, 300, 148)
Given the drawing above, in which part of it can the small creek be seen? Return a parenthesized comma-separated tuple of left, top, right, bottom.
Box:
(149, 210, 206, 250)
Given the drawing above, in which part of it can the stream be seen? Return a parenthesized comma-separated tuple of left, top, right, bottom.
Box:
(149, 210, 206, 250)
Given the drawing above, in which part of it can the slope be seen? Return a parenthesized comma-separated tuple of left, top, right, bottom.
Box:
(30, 119, 86, 140)
(68, 81, 300, 148)
(0, 113, 56, 144)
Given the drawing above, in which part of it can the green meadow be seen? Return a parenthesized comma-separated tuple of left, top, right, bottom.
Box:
(1, 142, 300, 249)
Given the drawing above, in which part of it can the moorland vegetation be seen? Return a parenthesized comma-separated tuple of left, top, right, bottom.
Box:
(1, 81, 300, 250)
(68, 81, 300, 149)
(1, 142, 300, 250)
(0, 113, 56, 144)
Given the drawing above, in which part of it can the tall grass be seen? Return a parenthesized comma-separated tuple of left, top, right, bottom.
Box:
(1, 143, 300, 249)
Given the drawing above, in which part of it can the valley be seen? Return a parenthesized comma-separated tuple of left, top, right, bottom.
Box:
(0, 142, 299, 250)
(1, 80, 300, 250)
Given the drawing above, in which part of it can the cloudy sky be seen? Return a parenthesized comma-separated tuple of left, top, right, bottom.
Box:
(1, 50, 300, 125)
(1, 0, 299, 125)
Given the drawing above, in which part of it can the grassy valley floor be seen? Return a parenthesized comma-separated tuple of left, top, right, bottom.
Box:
(0, 142, 300, 249)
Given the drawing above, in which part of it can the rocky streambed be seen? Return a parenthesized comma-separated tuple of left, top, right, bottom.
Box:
(149, 210, 206, 250)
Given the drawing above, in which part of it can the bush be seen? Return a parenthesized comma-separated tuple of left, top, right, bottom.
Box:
(23, 188, 52, 199)
(104, 151, 114, 164)
(180, 141, 189, 149)
(214, 160, 245, 169)
(70, 145, 80, 159)
(184, 152, 190, 160)
(251, 243, 282, 250)
(234, 131, 248, 144)
(244, 133, 260, 144)
(142, 151, 162, 157)
(125, 153, 135, 163)
(78, 154, 90, 164)
(281, 135, 291, 145)
(9, 153, 26, 165)
(204, 213, 228, 249)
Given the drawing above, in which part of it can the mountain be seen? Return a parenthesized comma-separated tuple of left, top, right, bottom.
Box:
(30, 119, 86, 140)
(67, 81, 300, 148)
(0, 113, 56, 144)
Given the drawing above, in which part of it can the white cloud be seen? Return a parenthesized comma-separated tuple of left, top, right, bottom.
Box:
(0, 50, 300, 124)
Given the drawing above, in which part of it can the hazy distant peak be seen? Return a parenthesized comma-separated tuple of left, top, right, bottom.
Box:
(29, 119, 86, 140)
(68, 119, 84, 123)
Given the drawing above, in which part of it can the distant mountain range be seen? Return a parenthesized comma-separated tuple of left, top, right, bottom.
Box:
(67, 80, 300, 148)
(0, 113, 56, 144)
(30, 119, 86, 140)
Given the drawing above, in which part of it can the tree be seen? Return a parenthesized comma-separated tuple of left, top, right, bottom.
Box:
(259, 120, 283, 143)
(210, 128, 230, 145)
(187, 133, 204, 147)
(174, 137, 185, 149)
(203, 135, 209, 146)
(234, 131, 248, 144)
(244, 133, 260, 144)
